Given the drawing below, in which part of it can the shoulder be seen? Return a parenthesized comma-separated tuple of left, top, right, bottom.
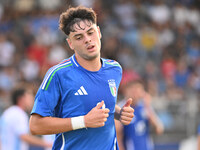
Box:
(40, 58, 74, 90)
(103, 58, 122, 67)
(102, 58, 122, 71)
(48, 58, 74, 75)
(2, 106, 19, 115)
(1, 106, 28, 121)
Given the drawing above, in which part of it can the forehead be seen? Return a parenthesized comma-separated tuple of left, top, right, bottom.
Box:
(69, 20, 97, 36)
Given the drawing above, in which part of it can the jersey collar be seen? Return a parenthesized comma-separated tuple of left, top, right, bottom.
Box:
(71, 54, 105, 68)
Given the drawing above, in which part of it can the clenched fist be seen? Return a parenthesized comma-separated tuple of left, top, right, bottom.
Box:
(84, 101, 110, 128)
(115, 98, 134, 125)
(120, 98, 134, 125)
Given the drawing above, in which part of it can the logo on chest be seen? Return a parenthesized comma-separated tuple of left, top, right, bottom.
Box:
(74, 86, 88, 95)
(108, 79, 117, 97)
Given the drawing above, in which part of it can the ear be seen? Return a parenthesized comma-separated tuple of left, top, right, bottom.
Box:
(97, 26, 102, 39)
(66, 38, 74, 50)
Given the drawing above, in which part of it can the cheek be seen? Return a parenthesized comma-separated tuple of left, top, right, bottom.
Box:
(26, 96, 34, 108)
(69, 40, 82, 50)
(25, 100, 31, 108)
(95, 38, 101, 50)
(97, 39, 101, 47)
(97, 34, 101, 44)
(73, 42, 84, 50)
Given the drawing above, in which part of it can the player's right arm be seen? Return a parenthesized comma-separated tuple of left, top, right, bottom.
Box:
(29, 114, 73, 135)
(29, 101, 109, 135)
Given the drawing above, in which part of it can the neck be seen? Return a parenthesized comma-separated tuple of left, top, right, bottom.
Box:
(75, 55, 102, 71)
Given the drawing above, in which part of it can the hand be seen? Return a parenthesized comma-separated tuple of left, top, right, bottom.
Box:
(120, 98, 134, 125)
(84, 101, 110, 128)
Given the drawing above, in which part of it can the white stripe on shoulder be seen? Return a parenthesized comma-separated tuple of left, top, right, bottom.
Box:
(110, 61, 119, 65)
(41, 61, 71, 90)
(102, 59, 105, 67)
(72, 55, 79, 67)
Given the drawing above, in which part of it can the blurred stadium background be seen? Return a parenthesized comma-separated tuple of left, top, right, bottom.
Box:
(0, 0, 199, 150)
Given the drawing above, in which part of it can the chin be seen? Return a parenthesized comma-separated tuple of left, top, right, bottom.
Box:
(85, 53, 100, 60)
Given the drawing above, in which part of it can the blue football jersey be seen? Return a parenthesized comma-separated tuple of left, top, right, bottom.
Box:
(123, 101, 153, 150)
(31, 54, 122, 150)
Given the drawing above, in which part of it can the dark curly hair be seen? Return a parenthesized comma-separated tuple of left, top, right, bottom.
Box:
(59, 6, 97, 36)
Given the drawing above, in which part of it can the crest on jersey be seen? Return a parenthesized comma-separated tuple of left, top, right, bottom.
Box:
(108, 79, 117, 97)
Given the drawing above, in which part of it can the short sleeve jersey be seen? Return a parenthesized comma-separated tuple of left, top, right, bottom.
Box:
(31, 55, 122, 150)
(123, 101, 153, 150)
(0, 106, 29, 150)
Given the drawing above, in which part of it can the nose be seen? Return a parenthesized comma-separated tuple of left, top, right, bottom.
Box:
(84, 35, 91, 44)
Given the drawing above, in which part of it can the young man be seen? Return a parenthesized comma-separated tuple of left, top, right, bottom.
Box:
(0, 88, 52, 150)
(115, 80, 164, 150)
(29, 6, 134, 150)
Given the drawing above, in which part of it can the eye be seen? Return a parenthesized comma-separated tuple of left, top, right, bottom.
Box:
(76, 36, 82, 40)
(88, 30, 94, 35)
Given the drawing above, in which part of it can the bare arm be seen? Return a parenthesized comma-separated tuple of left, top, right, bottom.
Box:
(29, 101, 109, 135)
(114, 105, 121, 120)
(115, 120, 125, 150)
(20, 134, 52, 148)
(144, 93, 164, 135)
(147, 107, 164, 135)
(29, 114, 72, 135)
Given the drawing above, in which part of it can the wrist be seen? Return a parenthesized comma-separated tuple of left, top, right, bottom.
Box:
(114, 108, 123, 120)
(71, 116, 86, 130)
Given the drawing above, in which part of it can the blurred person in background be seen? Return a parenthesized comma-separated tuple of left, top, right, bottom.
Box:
(179, 123, 200, 150)
(115, 80, 164, 150)
(0, 88, 52, 150)
(42, 134, 55, 150)
(0, 34, 16, 67)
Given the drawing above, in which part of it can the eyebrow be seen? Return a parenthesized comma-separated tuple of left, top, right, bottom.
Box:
(73, 27, 95, 38)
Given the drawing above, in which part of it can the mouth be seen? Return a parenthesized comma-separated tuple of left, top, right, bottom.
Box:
(86, 44, 95, 51)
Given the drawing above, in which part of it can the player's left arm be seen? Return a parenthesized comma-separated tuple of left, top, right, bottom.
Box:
(115, 120, 125, 150)
(114, 98, 134, 125)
